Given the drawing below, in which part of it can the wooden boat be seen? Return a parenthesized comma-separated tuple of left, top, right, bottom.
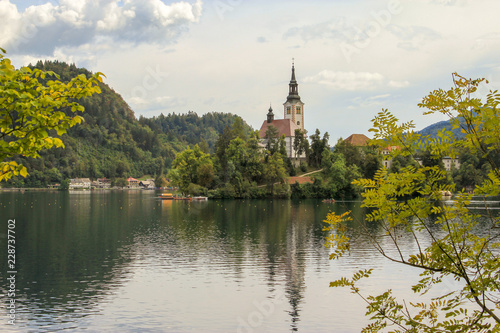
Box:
(192, 196, 208, 201)
(159, 193, 174, 200)
(322, 199, 335, 203)
(174, 196, 192, 201)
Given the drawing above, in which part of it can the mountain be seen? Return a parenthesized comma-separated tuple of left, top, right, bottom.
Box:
(5, 61, 251, 188)
(417, 119, 465, 139)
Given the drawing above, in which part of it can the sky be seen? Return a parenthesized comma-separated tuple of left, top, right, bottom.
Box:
(1, 0, 500, 143)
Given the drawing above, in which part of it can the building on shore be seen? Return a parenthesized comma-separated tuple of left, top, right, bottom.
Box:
(69, 178, 91, 189)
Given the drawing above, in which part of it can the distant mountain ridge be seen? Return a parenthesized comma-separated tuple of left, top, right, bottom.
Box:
(417, 119, 465, 139)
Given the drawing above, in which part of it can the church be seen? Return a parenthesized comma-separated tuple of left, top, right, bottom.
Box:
(259, 62, 306, 159)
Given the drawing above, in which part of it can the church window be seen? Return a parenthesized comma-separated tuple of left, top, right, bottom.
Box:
(287, 106, 291, 114)
(296, 106, 301, 114)
(297, 121, 300, 125)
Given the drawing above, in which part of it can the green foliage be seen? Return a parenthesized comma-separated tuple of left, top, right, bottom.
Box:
(59, 178, 70, 190)
(113, 177, 128, 188)
(264, 125, 280, 155)
(333, 138, 382, 179)
(322, 149, 362, 199)
(155, 174, 169, 188)
(0, 49, 103, 181)
(293, 129, 307, 161)
(263, 152, 287, 195)
(168, 144, 213, 193)
(326, 73, 500, 332)
(308, 128, 330, 168)
(187, 183, 207, 196)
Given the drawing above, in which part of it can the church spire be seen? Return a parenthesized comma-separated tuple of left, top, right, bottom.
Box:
(283, 59, 304, 131)
(267, 104, 274, 123)
(291, 58, 296, 82)
(287, 59, 300, 102)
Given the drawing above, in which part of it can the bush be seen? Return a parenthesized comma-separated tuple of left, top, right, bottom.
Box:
(187, 183, 207, 196)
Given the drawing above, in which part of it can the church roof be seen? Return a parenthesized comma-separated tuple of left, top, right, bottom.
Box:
(259, 119, 301, 138)
(344, 134, 370, 146)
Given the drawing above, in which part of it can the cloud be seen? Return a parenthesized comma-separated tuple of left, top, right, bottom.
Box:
(388, 25, 441, 50)
(283, 18, 352, 43)
(349, 94, 391, 109)
(388, 80, 410, 88)
(473, 32, 500, 51)
(304, 71, 385, 90)
(0, 0, 203, 55)
(256, 36, 268, 43)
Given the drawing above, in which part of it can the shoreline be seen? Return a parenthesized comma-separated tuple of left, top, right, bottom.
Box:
(0, 187, 152, 192)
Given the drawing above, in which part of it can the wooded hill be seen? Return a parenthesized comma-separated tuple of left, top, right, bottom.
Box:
(5, 61, 251, 188)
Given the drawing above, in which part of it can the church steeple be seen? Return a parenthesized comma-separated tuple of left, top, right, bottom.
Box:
(287, 60, 300, 102)
(267, 104, 274, 123)
(283, 59, 304, 131)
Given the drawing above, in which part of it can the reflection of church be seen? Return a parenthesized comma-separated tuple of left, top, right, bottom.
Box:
(259, 62, 306, 159)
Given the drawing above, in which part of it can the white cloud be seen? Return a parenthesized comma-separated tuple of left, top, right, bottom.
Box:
(388, 80, 410, 88)
(283, 18, 350, 43)
(0, 0, 203, 55)
(305, 71, 385, 91)
(388, 25, 441, 50)
(349, 94, 391, 109)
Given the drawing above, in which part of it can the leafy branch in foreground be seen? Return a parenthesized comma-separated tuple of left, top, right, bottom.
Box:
(0, 48, 103, 181)
(325, 73, 500, 332)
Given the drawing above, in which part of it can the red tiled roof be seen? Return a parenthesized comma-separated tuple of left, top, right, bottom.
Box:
(344, 134, 370, 146)
(259, 119, 301, 138)
(285, 177, 313, 184)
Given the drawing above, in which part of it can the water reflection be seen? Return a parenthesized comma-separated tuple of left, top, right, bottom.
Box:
(1, 192, 477, 332)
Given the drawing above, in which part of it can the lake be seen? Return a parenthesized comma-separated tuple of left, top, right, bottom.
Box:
(0, 190, 471, 332)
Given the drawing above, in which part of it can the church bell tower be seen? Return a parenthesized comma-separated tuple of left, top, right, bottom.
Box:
(283, 60, 304, 131)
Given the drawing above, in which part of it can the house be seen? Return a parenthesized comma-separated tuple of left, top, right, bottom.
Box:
(127, 177, 139, 187)
(259, 62, 306, 160)
(344, 134, 370, 146)
(442, 156, 460, 171)
(139, 179, 156, 189)
(92, 178, 111, 188)
(69, 178, 92, 189)
(381, 146, 399, 169)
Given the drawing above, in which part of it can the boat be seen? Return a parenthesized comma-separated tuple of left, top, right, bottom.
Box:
(192, 196, 208, 201)
(322, 199, 335, 203)
(159, 193, 174, 200)
(174, 196, 192, 201)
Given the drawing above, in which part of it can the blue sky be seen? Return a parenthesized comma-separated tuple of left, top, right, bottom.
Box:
(1, 0, 500, 143)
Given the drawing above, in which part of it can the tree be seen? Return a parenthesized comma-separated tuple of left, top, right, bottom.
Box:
(0, 48, 103, 181)
(293, 129, 307, 162)
(322, 149, 361, 199)
(309, 129, 329, 168)
(264, 125, 280, 156)
(169, 144, 213, 193)
(113, 177, 129, 188)
(155, 174, 169, 188)
(59, 178, 70, 190)
(263, 152, 287, 196)
(325, 73, 500, 332)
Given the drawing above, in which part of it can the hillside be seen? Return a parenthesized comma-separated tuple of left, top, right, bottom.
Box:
(417, 119, 465, 139)
(5, 61, 251, 188)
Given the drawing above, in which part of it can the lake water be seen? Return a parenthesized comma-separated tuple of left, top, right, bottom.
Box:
(0, 191, 476, 332)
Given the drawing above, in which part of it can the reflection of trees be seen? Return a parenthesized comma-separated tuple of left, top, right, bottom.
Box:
(0, 191, 159, 331)
(0, 194, 378, 331)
